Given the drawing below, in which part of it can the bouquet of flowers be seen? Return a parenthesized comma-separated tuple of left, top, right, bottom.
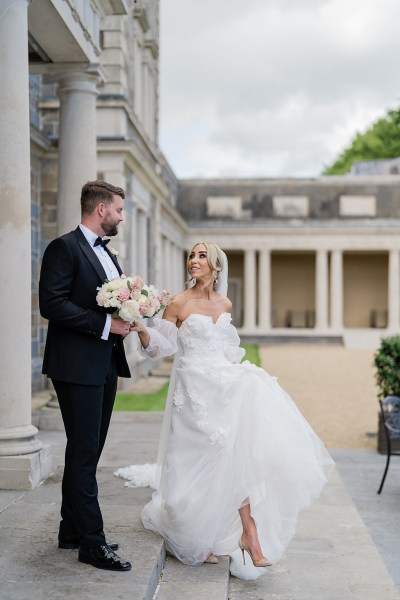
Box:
(96, 274, 171, 323)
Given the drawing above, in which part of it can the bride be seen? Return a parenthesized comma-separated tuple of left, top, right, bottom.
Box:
(122, 242, 334, 577)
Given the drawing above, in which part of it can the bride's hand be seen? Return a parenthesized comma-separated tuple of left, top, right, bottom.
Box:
(129, 320, 146, 333)
(129, 320, 150, 349)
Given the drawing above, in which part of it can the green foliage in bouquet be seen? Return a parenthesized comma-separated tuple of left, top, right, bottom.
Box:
(374, 336, 400, 399)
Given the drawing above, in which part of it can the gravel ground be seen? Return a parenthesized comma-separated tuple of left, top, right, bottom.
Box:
(259, 344, 380, 450)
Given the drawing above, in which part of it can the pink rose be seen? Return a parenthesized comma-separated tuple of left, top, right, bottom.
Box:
(118, 288, 130, 302)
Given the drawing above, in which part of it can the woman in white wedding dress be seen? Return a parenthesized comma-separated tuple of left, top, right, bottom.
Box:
(119, 242, 334, 578)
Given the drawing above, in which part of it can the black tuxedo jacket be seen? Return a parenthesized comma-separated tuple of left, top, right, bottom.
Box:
(39, 227, 131, 385)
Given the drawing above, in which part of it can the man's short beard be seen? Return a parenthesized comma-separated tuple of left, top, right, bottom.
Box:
(101, 221, 118, 237)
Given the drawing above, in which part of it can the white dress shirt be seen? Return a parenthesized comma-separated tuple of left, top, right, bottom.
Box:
(79, 224, 120, 340)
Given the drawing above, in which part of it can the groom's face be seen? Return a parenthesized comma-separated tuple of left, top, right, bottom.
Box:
(101, 194, 124, 237)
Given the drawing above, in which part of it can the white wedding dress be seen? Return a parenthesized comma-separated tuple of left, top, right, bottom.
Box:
(116, 312, 334, 578)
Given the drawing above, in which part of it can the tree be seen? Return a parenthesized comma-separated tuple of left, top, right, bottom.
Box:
(323, 108, 400, 175)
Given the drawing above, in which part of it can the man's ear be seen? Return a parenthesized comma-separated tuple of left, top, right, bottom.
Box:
(97, 202, 106, 217)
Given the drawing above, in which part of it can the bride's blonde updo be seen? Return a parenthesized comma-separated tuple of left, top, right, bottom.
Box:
(187, 241, 225, 289)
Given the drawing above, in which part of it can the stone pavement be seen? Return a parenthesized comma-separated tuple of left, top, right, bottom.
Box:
(1, 411, 400, 600)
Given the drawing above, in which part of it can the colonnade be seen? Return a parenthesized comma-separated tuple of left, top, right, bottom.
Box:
(237, 248, 400, 334)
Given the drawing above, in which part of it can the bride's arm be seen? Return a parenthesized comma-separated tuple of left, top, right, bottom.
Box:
(130, 319, 150, 349)
(129, 295, 182, 359)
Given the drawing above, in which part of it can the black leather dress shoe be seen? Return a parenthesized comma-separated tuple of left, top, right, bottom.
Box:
(58, 536, 119, 551)
(78, 545, 132, 571)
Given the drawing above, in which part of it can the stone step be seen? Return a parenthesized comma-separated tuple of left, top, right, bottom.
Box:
(154, 554, 230, 600)
(0, 465, 166, 600)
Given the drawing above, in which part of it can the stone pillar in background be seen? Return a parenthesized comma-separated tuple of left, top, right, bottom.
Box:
(242, 249, 257, 331)
(330, 249, 343, 331)
(315, 249, 328, 330)
(388, 249, 400, 331)
(153, 201, 162, 289)
(137, 210, 148, 280)
(0, 0, 52, 489)
(165, 239, 172, 292)
(56, 69, 100, 235)
(40, 68, 101, 428)
(258, 249, 271, 331)
(129, 202, 138, 275)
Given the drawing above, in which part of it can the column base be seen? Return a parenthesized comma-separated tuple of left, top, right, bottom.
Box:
(0, 445, 53, 490)
(34, 406, 65, 432)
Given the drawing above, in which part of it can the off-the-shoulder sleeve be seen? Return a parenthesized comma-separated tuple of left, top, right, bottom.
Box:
(138, 318, 178, 360)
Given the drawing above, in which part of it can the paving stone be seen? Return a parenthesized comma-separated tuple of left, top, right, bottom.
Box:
(155, 554, 230, 600)
(2, 411, 400, 600)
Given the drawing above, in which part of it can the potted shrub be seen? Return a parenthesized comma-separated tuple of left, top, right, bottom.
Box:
(374, 335, 400, 453)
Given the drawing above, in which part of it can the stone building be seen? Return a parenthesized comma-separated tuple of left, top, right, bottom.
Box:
(179, 178, 400, 348)
(1, 0, 400, 490)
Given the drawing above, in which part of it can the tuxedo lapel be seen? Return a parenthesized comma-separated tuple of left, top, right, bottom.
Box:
(73, 227, 108, 283)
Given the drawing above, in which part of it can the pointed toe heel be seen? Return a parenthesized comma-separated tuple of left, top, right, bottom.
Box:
(238, 537, 272, 568)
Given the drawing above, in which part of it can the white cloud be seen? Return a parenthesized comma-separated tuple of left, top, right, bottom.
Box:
(159, 0, 400, 177)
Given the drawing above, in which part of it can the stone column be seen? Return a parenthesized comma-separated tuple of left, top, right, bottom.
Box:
(136, 210, 148, 280)
(243, 249, 257, 331)
(315, 249, 328, 330)
(258, 249, 271, 331)
(0, 0, 52, 489)
(177, 246, 185, 293)
(153, 202, 162, 288)
(388, 249, 400, 331)
(165, 239, 172, 292)
(129, 203, 138, 275)
(56, 69, 101, 235)
(172, 244, 181, 294)
(330, 250, 343, 331)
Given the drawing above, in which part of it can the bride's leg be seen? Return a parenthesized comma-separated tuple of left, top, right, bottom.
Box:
(238, 502, 270, 563)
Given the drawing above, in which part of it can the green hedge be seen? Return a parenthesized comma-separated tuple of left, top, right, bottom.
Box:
(374, 336, 400, 399)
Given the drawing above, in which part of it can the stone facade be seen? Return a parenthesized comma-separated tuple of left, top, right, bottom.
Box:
(177, 178, 400, 222)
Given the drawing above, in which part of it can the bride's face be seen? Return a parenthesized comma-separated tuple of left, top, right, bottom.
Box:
(188, 244, 212, 280)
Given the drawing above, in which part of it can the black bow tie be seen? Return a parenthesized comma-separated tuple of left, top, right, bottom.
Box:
(94, 237, 110, 249)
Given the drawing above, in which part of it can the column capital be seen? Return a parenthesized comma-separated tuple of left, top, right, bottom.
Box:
(55, 66, 104, 96)
(30, 61, 106, 82)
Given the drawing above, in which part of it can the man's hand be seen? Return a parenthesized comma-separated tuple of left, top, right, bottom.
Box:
(110, 317, 131, 337)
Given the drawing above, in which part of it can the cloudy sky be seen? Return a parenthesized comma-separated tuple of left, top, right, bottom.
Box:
(158, 0, 400, 178)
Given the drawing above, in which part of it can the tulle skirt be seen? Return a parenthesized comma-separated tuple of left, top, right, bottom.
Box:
(139, 358, 334, 569)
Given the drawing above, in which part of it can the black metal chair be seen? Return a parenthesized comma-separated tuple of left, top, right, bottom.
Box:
(377, 396, 400, 494)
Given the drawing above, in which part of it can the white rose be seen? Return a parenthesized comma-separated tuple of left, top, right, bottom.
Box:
(107, 277, 127, 291)
(96, 289, 109, 306)
(119, 300, 140, 323)
(109, 296, 122, 308)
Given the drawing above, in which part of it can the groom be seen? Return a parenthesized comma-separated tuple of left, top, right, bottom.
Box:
(39, 181, 132, 571)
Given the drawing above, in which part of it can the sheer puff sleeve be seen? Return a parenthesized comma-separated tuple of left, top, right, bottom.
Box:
(224, 345, 246, 364)
(138, 318, 178, 360)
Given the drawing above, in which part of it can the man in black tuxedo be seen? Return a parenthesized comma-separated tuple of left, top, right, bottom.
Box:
(39, 181, 132, 571)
